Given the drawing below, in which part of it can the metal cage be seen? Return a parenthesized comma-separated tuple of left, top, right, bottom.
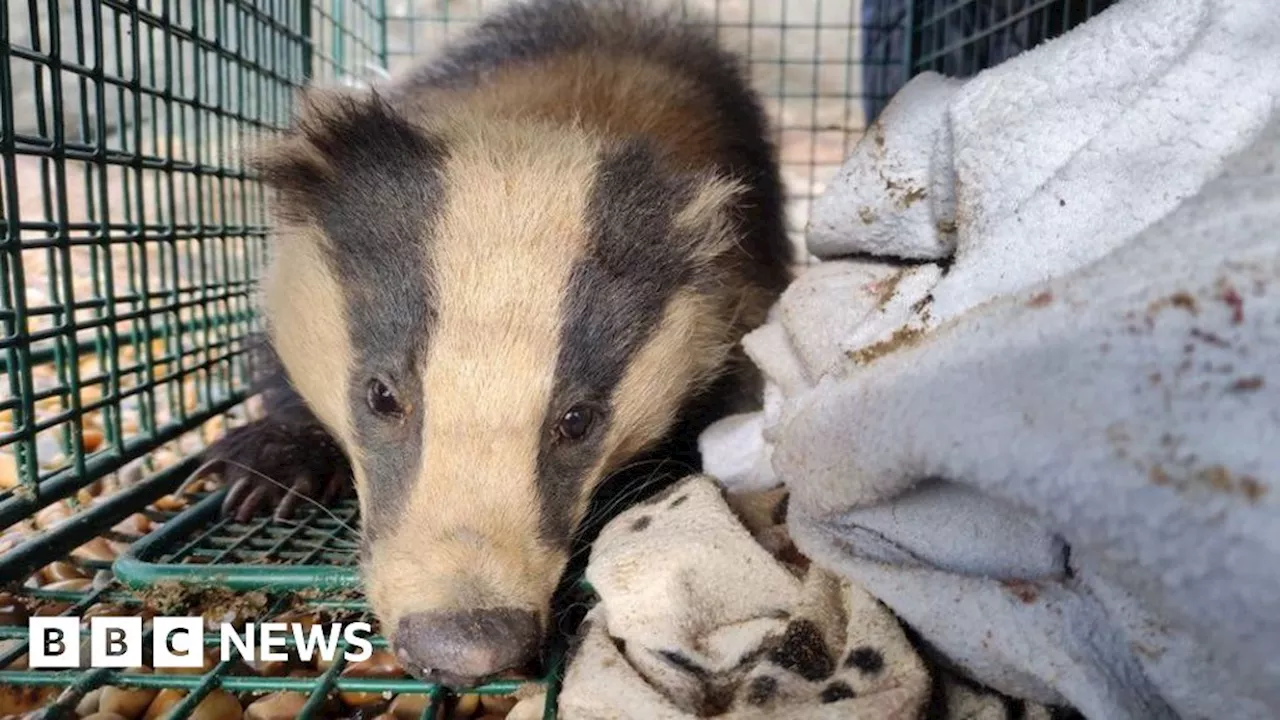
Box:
(0, 1, 1114, 718)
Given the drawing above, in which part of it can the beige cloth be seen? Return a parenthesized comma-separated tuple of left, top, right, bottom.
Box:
(511, 476, 1062, 720)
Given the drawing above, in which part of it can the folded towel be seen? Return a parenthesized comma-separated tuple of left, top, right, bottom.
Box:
(700, 0, 1280, 717)
(808, 0, 1279, 326)
(510, 476, 1069, 720)
(808, 73, 964, 261)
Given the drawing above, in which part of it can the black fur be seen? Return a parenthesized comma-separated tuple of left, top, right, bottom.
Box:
(311, 101, 446, 544)
(202, 336, 351, 522)
(404, 0, 791, 290)
(243, 94, 449, 540)
(534, 140, 708, 547)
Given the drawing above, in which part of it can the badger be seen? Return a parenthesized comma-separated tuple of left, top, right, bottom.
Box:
(199, 0, 792, 687)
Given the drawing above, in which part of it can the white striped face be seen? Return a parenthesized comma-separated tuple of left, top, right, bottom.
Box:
(257, 94, 749, 677)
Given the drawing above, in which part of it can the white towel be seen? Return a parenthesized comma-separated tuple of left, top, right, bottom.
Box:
(700, 0, 1280, 717)
(508, 476, 1065, 720)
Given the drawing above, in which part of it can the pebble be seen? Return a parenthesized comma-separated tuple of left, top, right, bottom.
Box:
(99, 681, 158, 720)
(0, 453, 17, 490)
(119, 459, 146, 486)
(82, 428, 105, 453)
(245, 396, 265, 421)
(270, 609, 319, 634)
(339, 650, 404, 707)
(185, 690, 243, 720)
(151, 494, 187, 512)
(151, 449, 182, 473)
(388, 694, 432, 719)
(80, 383, 105, 405)
(481, 696, 518, 715)
(75, 687, 103, 716)
(96, 475, 122, 497)
(113, 512, 152, 536)
(106, 539, 133, 557)
(141, 689, 185, 720)
(0, 532, 24, 555)
(71, 536, 117, 563)
(201, 416, 226, 440)
(42, 560, 88, 583)
(243, 691, 307, 720)
(454, 694, 480, 716)
(41, 578, 92, 592)
(246, 656, 292, 678)
(34, 501, 71, 529)
(83, 604, 134, 622)
(79, 357, 102, 377)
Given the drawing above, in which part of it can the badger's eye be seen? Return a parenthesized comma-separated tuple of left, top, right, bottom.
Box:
(366, 379, 403, 417)
(555, 405, 596, 442)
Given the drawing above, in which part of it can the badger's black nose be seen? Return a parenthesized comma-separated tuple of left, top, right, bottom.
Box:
(394, 608, 540, 686)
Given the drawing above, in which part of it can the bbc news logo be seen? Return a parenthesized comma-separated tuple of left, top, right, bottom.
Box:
(28, 617, 375, 668)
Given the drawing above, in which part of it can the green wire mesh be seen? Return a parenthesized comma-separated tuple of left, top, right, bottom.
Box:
(0, 0, 386, 573)
(0, 588, 535, 719)
(114, 485, 364, 591)
(0, 1, 1115, 718)
(382, 0, 873, 253)
(908, 0, 1117, 74)
(0, 487, 564, 719)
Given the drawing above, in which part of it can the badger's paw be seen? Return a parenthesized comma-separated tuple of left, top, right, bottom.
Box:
(196, 419, 352, 523)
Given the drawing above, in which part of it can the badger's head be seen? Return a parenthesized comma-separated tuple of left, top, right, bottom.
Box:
(253, 89, 760, 684)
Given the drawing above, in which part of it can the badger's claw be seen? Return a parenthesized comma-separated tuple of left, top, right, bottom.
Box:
(195, 419, 351, 523)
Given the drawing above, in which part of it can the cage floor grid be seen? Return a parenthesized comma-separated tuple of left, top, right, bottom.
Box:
(0, 489, 568, 719)
(116, 489, 365, 591)
(0, 584, 553, 719)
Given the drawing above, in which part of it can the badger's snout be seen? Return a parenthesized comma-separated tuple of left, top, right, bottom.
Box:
(394, 607, 541, 686)
(363, 520, 565, 687)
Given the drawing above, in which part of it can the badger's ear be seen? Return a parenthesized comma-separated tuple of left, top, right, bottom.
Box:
(248, 86, 433, 221)
(247, 87, 352, 209)
(673, 174, 749, 269)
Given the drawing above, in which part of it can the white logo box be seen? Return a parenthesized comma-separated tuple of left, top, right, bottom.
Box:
(26, 617, 374, 669)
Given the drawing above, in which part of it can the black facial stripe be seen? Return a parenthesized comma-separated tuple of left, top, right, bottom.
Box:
(397, 0, 792, 291)
(288, 95, 448, 543)
(534, 140, 702, 547)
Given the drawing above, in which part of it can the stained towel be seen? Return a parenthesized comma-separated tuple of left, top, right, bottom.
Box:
(509, 476, 1069, 720)
(699, 0, 1280, 718)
